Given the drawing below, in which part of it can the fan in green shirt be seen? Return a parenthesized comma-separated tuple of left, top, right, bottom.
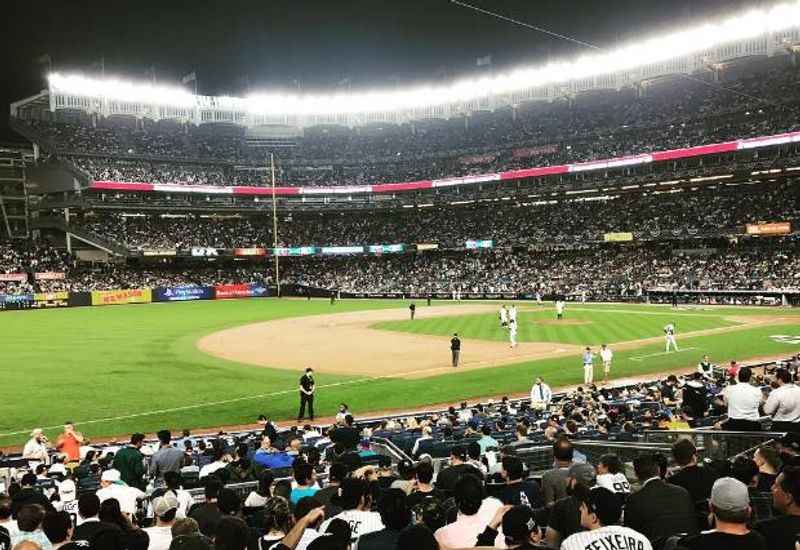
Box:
(112, 433, 147, 490)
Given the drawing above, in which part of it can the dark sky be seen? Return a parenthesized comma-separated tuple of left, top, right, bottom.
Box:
(0, 0, 765, 142)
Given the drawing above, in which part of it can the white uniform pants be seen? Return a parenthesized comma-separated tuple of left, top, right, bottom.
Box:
(583, 364, 594, 384)
(666, 335, 678, 352)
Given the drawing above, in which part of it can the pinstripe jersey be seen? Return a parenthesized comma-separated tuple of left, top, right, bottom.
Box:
(560, 525, 652, 550)
(320, 509, 384, 545)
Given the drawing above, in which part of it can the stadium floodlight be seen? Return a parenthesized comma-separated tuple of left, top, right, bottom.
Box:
(47, 1, 800, 116)
(48, 73, 196, 108)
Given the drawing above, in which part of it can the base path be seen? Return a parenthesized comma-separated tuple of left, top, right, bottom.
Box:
(197, 304, 582, 379)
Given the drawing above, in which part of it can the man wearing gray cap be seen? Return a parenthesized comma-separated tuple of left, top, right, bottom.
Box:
(144, 494, 179, 550)
(678, 477, 766, 550)
(544, 462, 597, 548)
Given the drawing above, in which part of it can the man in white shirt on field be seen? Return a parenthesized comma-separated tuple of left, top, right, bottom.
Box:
(721, 366, 763, 431)
(764, 367, 800, 433)
(561, 486, 652, 550)
(530, 377, 552, 411)
(664, 323, 678, 352)
(509, 319, 518, 348)
(599, 344, 613, 384)
(499, 305, 509, 328)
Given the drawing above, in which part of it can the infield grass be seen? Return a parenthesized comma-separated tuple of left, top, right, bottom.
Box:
(1, 299, 799, 446)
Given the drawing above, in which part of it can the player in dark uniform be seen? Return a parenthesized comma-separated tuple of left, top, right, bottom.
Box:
(426, 294, 432, 306)
(298, 368, 315, 422)
(451, 333, 461, 367)
(409, 303, 416, 320)
(330, 290, 336, 305)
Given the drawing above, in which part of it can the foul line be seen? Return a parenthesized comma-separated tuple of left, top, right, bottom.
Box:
(0, 377, 378, 439)
(629, 347, 698, 362)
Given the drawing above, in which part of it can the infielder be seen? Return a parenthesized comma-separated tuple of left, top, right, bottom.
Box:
(664, 322, 678, 352)
(582, 347, 595, 385)
(555, 300, 565, 320)
(499, 305, 509, 327)
(599, 344, 613, 384)
(508, 304, 518, 324)
(509, 319, 518, 348)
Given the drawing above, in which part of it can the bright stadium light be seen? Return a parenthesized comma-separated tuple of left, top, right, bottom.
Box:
(47, 1, 800, 116)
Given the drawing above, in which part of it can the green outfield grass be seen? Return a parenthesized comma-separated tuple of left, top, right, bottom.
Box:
(1, 299, 799, 446)
(373, 306, 740, 345)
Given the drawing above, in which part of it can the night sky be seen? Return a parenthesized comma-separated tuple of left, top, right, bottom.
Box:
(0, 0, 766, 143)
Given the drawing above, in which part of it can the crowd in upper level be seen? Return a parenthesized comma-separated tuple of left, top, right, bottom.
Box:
(15, 65, 800, 188)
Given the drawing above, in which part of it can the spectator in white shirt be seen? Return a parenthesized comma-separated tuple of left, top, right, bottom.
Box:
(95, 469, 144, 517)
(530, 377, 552, 411)
(561, 487, 652, 550)
(22, 430, 49, 469)
(144, 494, 177, 550)
(764, 368, 800, 433)
(720, 367, 764, 431)
(198, 449, 229, 479)
(411, 426, 433, 458)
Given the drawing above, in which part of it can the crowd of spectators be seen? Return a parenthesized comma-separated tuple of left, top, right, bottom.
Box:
(69, 179, 800, 250)
(3, 237, 799, 296)
(15, 65, 800, 188)
(5, 359, 800, 550)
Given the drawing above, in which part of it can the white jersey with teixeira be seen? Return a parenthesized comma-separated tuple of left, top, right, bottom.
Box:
(320, 509, 384, 545)
(561, 525, 653, 550)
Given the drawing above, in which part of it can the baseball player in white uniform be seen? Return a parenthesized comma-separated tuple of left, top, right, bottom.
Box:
(555, 300, 565, 320)
(508, 304, 517, 324)
(582, 347, 595, 385)
(599, 344, 613, 384)
(499, 305, 509, 327)
(509, 319, 518, 348)
(664, 322, 678, 352)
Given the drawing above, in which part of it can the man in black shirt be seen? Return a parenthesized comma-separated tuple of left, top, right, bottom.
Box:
(499, 456, 544, 508)
(755, 466, 800, 550)
(668, 438, 718, 512)
(298, 368, 315, 422)
(435, 446, 482, 493)
(409, 303, 416, 320)
(406, 462, 443, 510)
(679, 477, 766, 550)
(358, 489, 411, 550)
(451, 333, 461, 368)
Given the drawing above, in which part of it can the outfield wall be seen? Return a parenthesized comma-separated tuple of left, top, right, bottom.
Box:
(0, 284, 797, 311)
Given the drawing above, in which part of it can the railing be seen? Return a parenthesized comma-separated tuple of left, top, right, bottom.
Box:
(641, 430, 785, 460)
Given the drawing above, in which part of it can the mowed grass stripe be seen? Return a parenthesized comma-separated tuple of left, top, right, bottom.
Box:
(375, 309, 738, 345)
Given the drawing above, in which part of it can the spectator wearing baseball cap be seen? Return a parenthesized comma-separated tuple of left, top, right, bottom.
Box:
(145, 494, 179, 550)
(96, 469, 145, 517)
(476, 504, 547, 549)
(434, 446, 482, 493)
(561, 487, 652, 550)
(755, 466, 800, 550)
(678, 477, 766, 550)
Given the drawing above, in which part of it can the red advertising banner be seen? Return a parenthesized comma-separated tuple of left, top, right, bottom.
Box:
(34, 272, 66, 280)
(233, 247, 267, 256)
(0, 273, 27, 282)
(746, 222, 792, 235)
(215, 284, 252, 299)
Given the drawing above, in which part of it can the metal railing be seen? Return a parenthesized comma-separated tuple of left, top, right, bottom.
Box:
(641, 430, 785, 460)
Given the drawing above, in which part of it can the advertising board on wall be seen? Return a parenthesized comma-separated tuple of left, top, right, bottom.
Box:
(746, 222, 791, 235)
(91, 288, 152, 306)
(154, 286, 214, 302)
(214, 283, 269, 299)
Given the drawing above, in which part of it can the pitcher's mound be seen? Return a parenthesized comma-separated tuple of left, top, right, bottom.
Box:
(536, 319, 592, 326)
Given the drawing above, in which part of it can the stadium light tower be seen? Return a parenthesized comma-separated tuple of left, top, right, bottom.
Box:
(270, 152, 280, 297)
